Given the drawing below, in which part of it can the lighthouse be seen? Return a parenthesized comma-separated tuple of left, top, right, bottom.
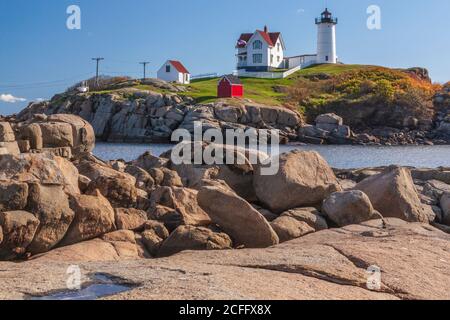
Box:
(316, 8, 338, 64)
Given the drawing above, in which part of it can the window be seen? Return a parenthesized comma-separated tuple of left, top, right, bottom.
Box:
(253, 40, 263, 50)
(277, 56, 280, 63)
(166, 65, 171, 72)
(277, 43, 281, 52)
(253, 54, 263, 64)
(270, 55, 274, 64)
(185, 74, 189, 82)
(325, 56, 329, 62)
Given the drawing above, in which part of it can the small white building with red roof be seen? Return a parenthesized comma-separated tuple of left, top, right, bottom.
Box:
(236, 26, 286, 72)
(157, 60, 191, 84)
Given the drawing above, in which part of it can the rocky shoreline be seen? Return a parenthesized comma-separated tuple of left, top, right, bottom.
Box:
(1, 115, 450, 299)
(10, 79, 450, 146)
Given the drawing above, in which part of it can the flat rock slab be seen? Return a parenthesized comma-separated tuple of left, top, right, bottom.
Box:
(0, 219, 449, 300)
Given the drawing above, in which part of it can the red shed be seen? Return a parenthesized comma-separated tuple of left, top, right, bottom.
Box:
(218, 75, 243, 98)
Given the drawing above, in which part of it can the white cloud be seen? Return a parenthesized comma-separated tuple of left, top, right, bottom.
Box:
(35, 98, 46, 102)
(297, 8, 305, 14)
(0, 94, 27, 103)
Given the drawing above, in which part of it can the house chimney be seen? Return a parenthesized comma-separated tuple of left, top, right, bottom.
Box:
(264, 25, 268, 33)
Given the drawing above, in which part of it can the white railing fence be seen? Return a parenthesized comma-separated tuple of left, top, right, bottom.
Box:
(191, 73, 218, 80)
(237, 65, 302, 79)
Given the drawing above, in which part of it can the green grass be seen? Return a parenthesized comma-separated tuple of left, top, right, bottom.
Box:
(87, 64, 402, 106)
(180, 64, 380, 105)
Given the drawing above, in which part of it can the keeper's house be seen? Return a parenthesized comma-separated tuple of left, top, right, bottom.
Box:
(157, 60, 191, 84)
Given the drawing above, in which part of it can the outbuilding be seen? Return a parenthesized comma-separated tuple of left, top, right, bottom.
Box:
(217, 75, 243, 98)
(157, 60, 191, 84)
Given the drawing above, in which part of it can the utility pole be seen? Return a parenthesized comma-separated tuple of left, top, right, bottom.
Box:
(139, 62, 150, 80)
(92, 57, 104, 86)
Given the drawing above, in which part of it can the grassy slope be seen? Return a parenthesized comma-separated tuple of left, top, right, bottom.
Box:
(179, 64, 381, 105)
(84, 64, 437, 118)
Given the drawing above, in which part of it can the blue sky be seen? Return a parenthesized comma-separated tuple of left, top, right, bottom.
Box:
(1, 0, 449, 115)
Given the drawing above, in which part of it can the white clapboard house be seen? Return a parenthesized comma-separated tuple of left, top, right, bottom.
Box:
(236, 26, 286, 72)
(157, 60, 191, 84)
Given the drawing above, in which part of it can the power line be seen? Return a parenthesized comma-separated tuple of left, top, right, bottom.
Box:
(0, 73, 93, 89)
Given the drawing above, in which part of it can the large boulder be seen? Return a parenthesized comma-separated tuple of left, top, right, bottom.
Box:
(315, 113, 343, 132)
(60, 190, 116, 246)
(354, 166, 434, 223)
(158, 225, 232, 257)
(149, 186, 211, 229)
(115, 208, 147, 231)
(253, 151, 341, 213)
(26, 184, 74, 254)
(17, 114, 95, 156)
(76, 160, 136, 183)
(140, 221, 170, 256)
(101, 230, 145, 259)
(0, 154, 79, 193)
(38, 122, 74, 149)
(0, 211, 40, 260)
(52, 156, 80, 195)
(86, 175, 138, 208)
(0, 141, 20, 155)
(0, 181, 28, 212)
(169, 142, 268, 201)
(125, 165, 155, 191)
(0, 122, 15, 142)
(323, 191, 375, 227)
(19, 123, 43, 150)
(271, 207, 328, 243)
(441, 193, 450, 225)
(198, 184, 279, 248)
(132, 151, 168, 170)
(46, 114, 95, 155)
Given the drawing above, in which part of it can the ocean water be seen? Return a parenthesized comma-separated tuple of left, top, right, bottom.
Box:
(93, 142, 450, 169)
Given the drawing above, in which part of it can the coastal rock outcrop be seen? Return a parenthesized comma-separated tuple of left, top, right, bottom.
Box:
(1, 116, 450, 271)
(4, 218, 449, 300)
(18, 90, 302, 143)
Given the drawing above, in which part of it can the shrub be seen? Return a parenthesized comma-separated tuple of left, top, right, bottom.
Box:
(374, 79, 395, 101)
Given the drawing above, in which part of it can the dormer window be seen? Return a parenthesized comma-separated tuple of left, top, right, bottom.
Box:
(253, 40, 263, 50)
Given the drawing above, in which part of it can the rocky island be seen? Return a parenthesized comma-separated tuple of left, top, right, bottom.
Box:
(13, 65, 450, 146)
(0, 113, 450, 299)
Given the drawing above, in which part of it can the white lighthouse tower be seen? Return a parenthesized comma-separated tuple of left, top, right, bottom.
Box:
(316, 8, 338, 64)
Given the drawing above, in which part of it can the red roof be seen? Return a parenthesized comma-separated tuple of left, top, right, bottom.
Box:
(237, 30, 281, 48)
(169, 60, 190, 74)
(268, 32, 281, 46)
